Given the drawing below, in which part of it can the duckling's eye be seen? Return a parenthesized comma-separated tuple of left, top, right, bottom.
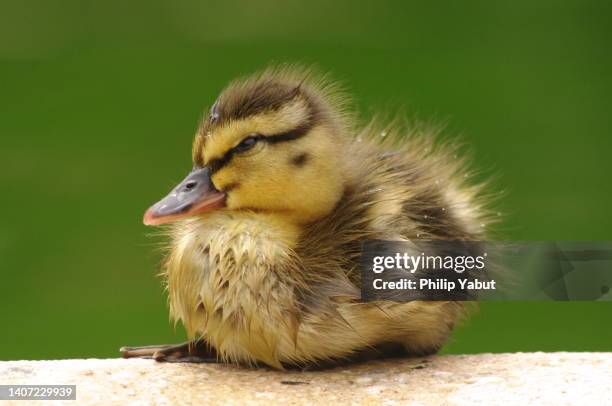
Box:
(234, 134, 262, 153)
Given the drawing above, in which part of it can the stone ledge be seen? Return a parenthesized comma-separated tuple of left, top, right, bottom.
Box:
(1, 353, 610, 405)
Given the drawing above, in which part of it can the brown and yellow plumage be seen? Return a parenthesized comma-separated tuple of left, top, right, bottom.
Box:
(121, 65, 495, 369)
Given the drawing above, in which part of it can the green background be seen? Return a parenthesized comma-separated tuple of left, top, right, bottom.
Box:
(1, 0, 610, 360)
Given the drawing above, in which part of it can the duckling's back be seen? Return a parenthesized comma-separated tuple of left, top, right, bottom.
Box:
(292, 120, 494, 361)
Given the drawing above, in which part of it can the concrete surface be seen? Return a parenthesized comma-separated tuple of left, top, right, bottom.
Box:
(0, 352, 610, 405)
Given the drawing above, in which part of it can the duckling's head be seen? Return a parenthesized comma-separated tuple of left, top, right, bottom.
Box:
(144, 67, 352, 226)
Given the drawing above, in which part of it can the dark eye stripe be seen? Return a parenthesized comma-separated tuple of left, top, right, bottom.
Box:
(207, 150, 234, 174)
(265, 121, 312, 144)
(206, 121, 313, 174)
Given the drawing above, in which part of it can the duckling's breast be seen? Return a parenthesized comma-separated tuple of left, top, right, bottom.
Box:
(164, 212, 304, 367)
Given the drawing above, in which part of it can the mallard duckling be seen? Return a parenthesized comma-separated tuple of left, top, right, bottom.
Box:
(121, 66, 492, 369)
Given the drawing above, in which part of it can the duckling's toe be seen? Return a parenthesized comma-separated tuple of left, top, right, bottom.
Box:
(120, 341, 219, 363)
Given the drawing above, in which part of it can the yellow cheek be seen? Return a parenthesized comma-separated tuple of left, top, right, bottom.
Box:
(207, 125, 345, 222)
(226, 158, 286, 208)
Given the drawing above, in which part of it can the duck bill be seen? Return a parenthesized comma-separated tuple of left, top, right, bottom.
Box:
(143, 167, 226, 226)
